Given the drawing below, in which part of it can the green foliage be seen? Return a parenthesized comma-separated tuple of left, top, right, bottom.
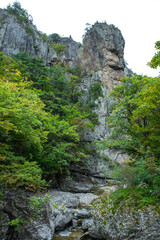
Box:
(78, 42, 83, 48)
(6, 2, 34, 35)
(51, 42, 67, 56)
(97, 74, 160, 194)
(0, 157, 46, 191)
(0, 74, 48, 149)
(112, 158, 153, 187)
(77, 81, 104, 126)
(80, 103, 99, 125)
(25, 25, 34, 35)
(38, 31, 48, 42)
(65, 65, 83, 77)
(0, 52, 96, 189)
(99, 75, 160, 157)
(29, 194, 50, 218)
(89, 82, 103, 100)
(0, 53, 50, 190)
(49, 33, 61, 42)
(13, 52, 51, 91)
(93, 186, 160, 221)
(9, 218, 27, 231)
(148, 41, 160, 69)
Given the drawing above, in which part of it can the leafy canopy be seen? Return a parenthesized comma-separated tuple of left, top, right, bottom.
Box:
(0, 51, 97, 190)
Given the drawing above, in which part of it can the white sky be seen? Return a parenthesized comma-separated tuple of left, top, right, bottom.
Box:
(1, 0, 160, 77)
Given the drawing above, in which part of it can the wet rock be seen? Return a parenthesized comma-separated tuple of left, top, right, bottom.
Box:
(74, 209, 91, 218)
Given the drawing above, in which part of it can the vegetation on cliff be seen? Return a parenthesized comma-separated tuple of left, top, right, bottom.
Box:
(0, 50, 97, 191)
(0, 2, 159, 208)
(0, 2, 104, 194)
(97, 42, 160, 216)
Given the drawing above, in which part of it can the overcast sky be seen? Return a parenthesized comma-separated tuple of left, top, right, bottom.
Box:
(1, 0, 160, 77)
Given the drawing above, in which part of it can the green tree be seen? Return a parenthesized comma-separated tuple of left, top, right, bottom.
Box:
(6, 1, 33, 24)
(0, 53, 49, 191)
(149, 41, 160, 69)
(98, 74, 160, 191)
(0, 52, 94, 186)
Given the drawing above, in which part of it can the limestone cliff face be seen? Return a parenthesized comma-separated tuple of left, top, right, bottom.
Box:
(0, 9, 78, 67)
(76, 23, 132, 143)
(0, 11, 132, 184)
(78, 22, 125, 91)
(59, 23, 131, 190)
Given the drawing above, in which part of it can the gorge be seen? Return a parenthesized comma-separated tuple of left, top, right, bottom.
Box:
(0, 3, 160, 240)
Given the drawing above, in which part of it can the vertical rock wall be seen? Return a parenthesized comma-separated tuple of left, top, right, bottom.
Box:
(59, 23, 132, 191)
(0, 10, 133, 188)
(0, 9, 78, 67)
(78, 22, 125, 90)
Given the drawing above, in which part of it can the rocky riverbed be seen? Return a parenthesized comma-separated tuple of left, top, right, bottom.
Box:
(51, 185, 117, 240)
(1, 183, 160, 240)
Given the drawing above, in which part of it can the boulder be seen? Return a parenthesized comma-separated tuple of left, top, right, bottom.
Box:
(0, 189, 55, 240)
(89, 204, 160, 240)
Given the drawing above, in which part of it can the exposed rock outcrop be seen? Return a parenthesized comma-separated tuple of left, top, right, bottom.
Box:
(89, 204, 160, 240)
(0, 189, 99, 240)
(0, 190, 55, 240)
(0, 9, 78, 67)
(59, 22, 131, 190)
(0, 9, 131, 189)
(0, 9, 140, 240)
(78, 22, 125, 91)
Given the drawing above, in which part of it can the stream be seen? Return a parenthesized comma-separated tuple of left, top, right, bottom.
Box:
(53, 231, 92, 240)
(51, 184, 117, 240)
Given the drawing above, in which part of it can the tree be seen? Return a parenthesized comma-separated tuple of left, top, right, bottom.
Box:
(100, 75, 160, 157)
(0, 53, 49, 191)
(148, 41, 160, 70)
(0, 52, 95, 187)
(6, 1, 33, 24)
(97, 43, 160, 191)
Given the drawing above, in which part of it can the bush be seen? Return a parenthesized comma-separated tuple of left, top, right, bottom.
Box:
(112, 158, 152, 187)
(0, 160, 46, 191)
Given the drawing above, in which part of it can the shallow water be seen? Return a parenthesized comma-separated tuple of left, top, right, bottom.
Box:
(52, 184, 115, 240)
(53, 230, 92, 240)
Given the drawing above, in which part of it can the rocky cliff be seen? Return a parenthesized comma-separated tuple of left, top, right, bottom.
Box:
(78, 22, 125, 90)
(1, 8, 160, 240)
(0, 8, 133, 189)
(59, 22, 132, 191)
(0, 9, 78, 67)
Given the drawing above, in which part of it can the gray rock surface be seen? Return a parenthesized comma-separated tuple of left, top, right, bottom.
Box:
(50, 190, 80, 208)
(2, 9, 152, 240)
(48, 190, 98, 233)
(0, 212, 9, 240)
(89, 201, 160, 240)
(0, 9, 78, 67)
(0, 10, 130, 186)
(78, 22, 125, 91)
(54, 209, 73, 230)
(0, 189, 55, 240)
